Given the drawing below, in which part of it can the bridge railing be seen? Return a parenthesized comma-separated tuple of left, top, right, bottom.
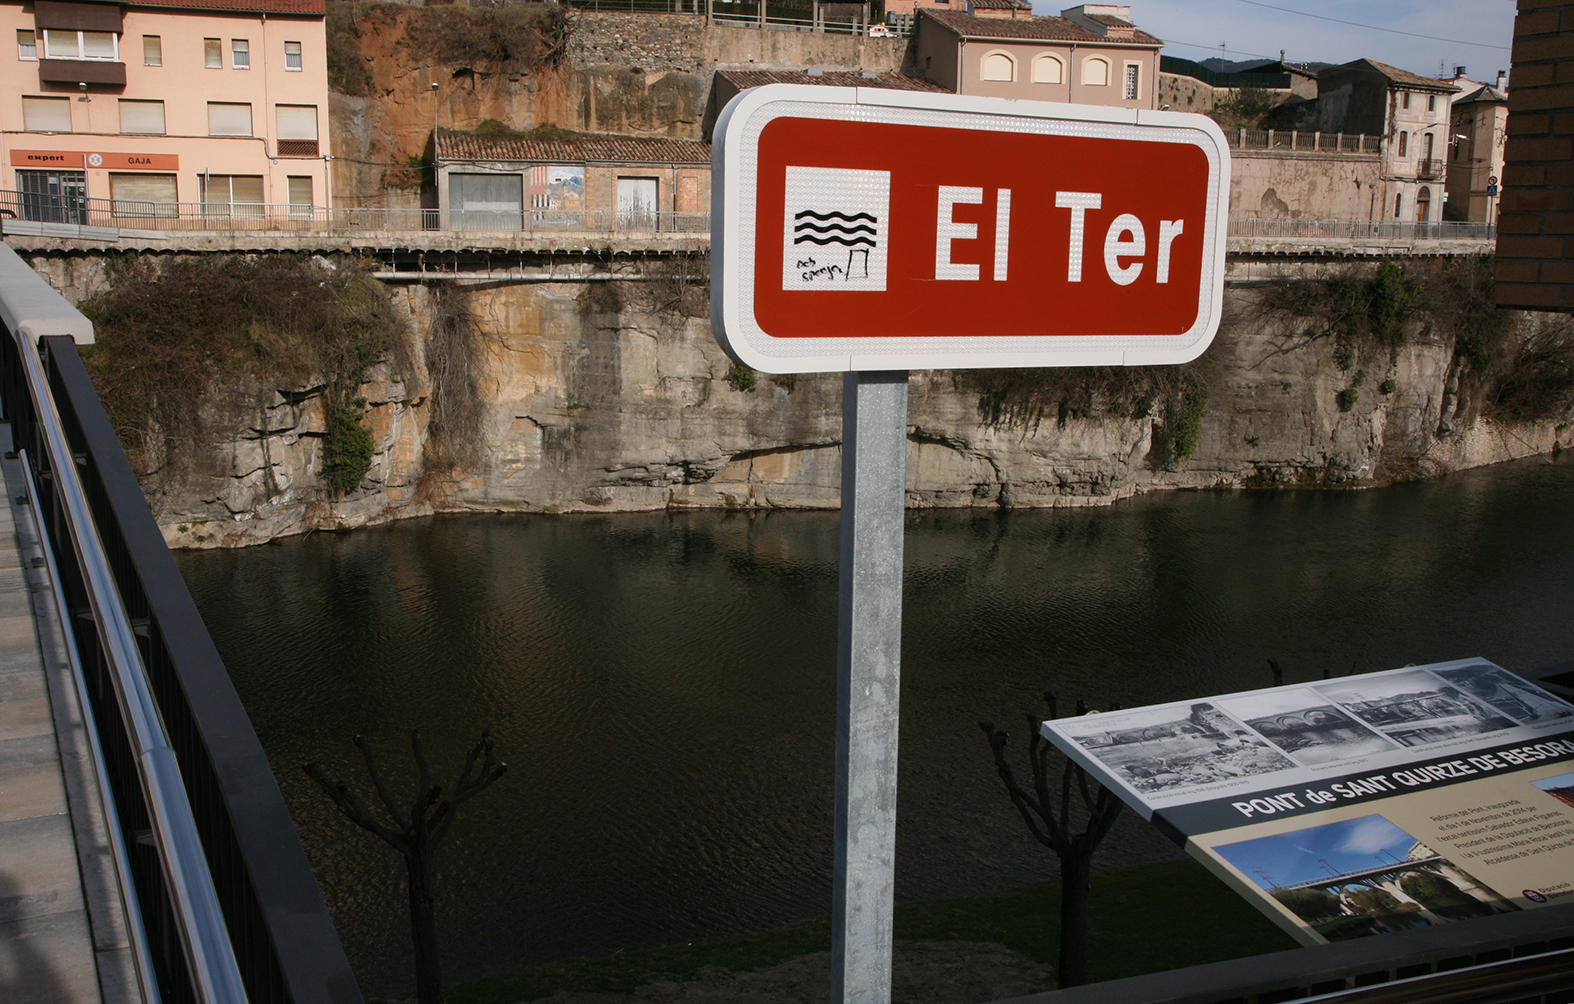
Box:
(0, 244, 360, 1004)
(3, 189, 1501, 246)
(0, 190, 710, 237)
(1229, 217, 1497, 241)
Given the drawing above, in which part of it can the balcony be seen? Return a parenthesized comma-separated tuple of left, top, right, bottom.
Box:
(1417, 158, 1444, 179)
(38, 57, 125, 86)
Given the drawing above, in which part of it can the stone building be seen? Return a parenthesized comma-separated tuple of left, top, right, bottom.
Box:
(913, 3, 1162, 107)
(435, 128, 710, 232)
(1317, 59, 1459, 222)
(1, 0, 332, 219)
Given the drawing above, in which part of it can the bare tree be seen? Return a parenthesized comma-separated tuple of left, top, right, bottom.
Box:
(304, 731, 506, 1004)
(979, 693, 1124, 988)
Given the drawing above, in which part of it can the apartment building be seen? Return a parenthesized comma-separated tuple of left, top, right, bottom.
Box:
(3, 0, 331, 220)
(1317, 59, 1459, 222)
(1444, 71, 1508, 223)
(914, 4, 1162, 108)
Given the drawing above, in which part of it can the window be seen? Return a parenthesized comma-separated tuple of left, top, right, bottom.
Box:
(1031, 54, 1063, 84)
(22, 96, 72, 132)
(44, 30, 118, 61)
(1394, 192, 1403, 218)
(1427, 94, 1436, 113)
(119, 99, 165, 134)
(201, 175, 264, 217)
(288, 176, 313, 217)
(1398, 131, 1408, 157)
(284, 40, 301, 70)
(143, 35, 160, 65)
(207, 101, 253, 136)
(205, 38, 221, 68)
(1401, 91, 1410, 109)
(275, 104, 319, 156)
(1083, 57, 1109, 86)
(232, 39, 248, 68)
(110, 173, 176, 219)
(981, 51, 1015, 82)
(1124, 62, 1140, 100)
(18, 29, 36, 60)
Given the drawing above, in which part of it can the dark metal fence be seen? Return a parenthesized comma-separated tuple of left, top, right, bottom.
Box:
(0, 250, 360, 1004)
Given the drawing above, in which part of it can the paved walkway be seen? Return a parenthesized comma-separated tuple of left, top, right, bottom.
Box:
(0, 427, 137, 1004)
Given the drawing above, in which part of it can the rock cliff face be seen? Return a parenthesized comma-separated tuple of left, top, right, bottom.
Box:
(330, 9, 908, 207)
(25, 254, 1560, 549)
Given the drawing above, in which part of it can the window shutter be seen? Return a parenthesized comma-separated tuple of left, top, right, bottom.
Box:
(119, 99, 165, 134)
(110, 173, 176, 204)
(275, 105, 318, 139)
(22, 96, 73, 132)
(208, 102, 252, 136)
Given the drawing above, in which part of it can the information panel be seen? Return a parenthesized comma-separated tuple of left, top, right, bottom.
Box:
(710, 85, 1231, 373)
(1041, 659, 1574, 946)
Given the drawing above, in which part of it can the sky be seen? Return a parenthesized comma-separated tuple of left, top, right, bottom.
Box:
(1215, 814, 1422, 890)
(1031, 0, 1520, 81)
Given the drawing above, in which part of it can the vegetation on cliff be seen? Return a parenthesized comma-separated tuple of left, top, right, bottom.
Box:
(80, 253, 412, 493)
(1259, 256, 1574, 427)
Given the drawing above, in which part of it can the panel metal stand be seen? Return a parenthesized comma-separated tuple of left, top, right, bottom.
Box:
(832, 370, 909, 1004)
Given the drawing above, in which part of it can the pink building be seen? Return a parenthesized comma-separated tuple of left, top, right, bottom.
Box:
(2, 0, 330, 220)
(914, 4, 1163, 108)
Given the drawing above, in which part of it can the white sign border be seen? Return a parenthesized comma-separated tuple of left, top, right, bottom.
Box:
(711, 84, 1232, 374)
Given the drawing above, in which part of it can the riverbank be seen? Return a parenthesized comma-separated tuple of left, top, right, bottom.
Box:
(436, 860, 1295, 1004)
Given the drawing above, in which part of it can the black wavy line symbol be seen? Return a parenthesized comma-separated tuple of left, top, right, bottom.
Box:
(795, 210, 877, 223)
(794, 221, 877, 236)
(791, 206, 879, 280)
(794, 235, 877, 247)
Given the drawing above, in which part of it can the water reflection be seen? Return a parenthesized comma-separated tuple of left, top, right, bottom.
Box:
(176, 453, 1574, 996)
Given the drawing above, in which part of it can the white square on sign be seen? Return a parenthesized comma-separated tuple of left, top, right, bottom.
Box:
(782, 166, 890, 292)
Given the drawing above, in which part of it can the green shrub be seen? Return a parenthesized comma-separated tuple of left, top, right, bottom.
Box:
(1381, 378, 1397, 395)
(1338, 388, 1359, 412)
(1167, 377, 1209, 461)
(323, 397, 375, 494)
(727, 364, 757, 392)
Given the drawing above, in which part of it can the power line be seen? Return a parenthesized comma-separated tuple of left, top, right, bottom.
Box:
(1162, 37, 1281, 63)
(1234, 0, 1512, 51)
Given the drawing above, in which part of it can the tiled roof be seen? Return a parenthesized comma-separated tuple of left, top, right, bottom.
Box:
(1355, 59, 1461, 93)
(716, 68, 950, 92)
(130, 0, 324, 13)
(1456, 84, 1507, 104)
(436, 128, 711, 165)
(972, 0, 1035, 9)
(919, 8, 1162, 46)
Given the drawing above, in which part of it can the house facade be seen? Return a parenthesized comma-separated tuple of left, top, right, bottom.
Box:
(435, 128, 710, 232)
(1317, 59, 1459, 222)
(1445, 80, 1507, 222)
(2, 0, 331, 219)
(914, 4, 1162, 108)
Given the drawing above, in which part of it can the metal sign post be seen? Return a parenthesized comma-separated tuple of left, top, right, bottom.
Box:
(710, 84, 1231, 1004)
(832, 369, 908, 1004)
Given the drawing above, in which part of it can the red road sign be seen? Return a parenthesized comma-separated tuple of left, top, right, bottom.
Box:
(711, 85, 1231, 373)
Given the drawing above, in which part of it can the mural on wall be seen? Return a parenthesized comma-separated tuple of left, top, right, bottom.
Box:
(530, 165, 585, 218)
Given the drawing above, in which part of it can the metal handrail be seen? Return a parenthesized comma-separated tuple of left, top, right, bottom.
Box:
(6, 307, 248, 1004)
(19, 447, 163, 1004)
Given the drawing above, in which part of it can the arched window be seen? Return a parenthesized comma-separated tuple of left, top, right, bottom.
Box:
(1083, 57, 1109, 86)
(1031, 54, 1063, 84)
(981, 51, 1015, 82)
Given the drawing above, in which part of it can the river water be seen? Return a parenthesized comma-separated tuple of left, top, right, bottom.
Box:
(174, 453, 1574, 997)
